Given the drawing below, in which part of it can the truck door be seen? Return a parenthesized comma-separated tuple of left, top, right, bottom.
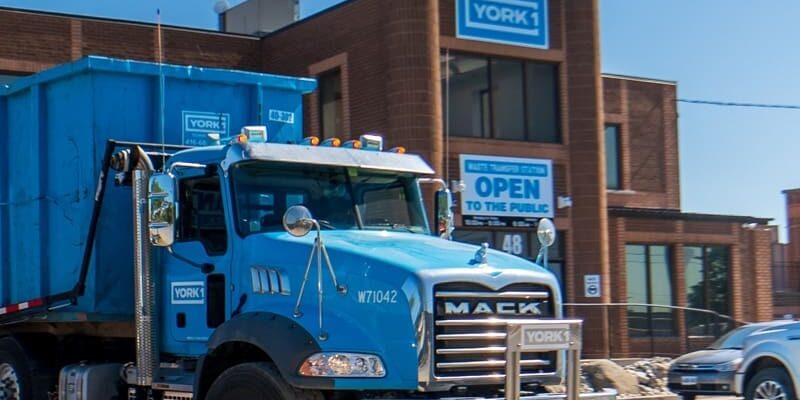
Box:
(160, 171, 232, 355)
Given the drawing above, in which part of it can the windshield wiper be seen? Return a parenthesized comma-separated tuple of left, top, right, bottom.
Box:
(317, 220, 337, 230)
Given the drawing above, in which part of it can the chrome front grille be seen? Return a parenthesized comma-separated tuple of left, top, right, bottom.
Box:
(433, 283, 557, 381)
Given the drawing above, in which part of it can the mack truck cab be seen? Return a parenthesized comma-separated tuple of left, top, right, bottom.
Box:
(115, 129, 569, 400)
(0, 129, 607, 400)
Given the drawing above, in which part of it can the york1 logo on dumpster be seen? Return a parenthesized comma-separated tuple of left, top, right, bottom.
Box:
(171, 281, 205, 305)
(460, 154, 553, 222)
(182, 111, 231, 146)
(456, 0, 548, 49)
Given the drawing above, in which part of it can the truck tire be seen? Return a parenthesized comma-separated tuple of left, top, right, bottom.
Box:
(206, 362, 321, 400)
(0, 337, 49, 400)
(745, 367, 795, 400)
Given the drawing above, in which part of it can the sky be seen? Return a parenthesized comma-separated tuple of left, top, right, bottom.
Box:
(601, 1, 800, 242)
(1, 0, 798, 240)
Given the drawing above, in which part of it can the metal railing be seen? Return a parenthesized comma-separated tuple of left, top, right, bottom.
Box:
(563, 303, 747, 358)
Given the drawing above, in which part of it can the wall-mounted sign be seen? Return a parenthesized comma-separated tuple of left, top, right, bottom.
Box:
(584, 275, 600, 298)
(460, 154, 553, 227)
(456, 0, 549, 49)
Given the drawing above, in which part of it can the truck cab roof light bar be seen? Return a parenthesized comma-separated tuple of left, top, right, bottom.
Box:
(301, 136, 320, 146)
(342, 139, 361, 149)
(321, 138, 341, 147)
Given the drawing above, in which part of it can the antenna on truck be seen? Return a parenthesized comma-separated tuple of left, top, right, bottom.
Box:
(157, 8, 166, 169)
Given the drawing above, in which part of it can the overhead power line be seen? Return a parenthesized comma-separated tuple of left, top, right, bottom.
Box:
(678, 98, 800, 110)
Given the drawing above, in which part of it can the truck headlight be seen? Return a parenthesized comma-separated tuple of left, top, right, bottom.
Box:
(717, 357, 743, 372)
(298, 353, 386, 377)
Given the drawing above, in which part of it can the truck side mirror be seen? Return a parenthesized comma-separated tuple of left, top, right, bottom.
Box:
(535, 218, 557, 268)
(435, 189, 454, 240)
(148, 173, 178, 247)
(283, 205, 314, 237)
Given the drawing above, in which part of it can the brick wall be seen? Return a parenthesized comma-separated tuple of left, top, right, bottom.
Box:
(785, 189, 800, 264)
(604, 76, 680, 210)
(740, 226, 774, 321)
(563, 0, 610, 355)
(0, 8, 261, 75)
(260, 0, 408, 160)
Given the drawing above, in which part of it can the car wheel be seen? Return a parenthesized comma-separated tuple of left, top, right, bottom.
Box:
(206, 362, 321, 400)
(746, 367, 795, 400)
(680, 394, 696, 400)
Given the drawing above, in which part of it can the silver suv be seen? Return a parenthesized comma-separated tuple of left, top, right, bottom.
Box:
(736, 320, 800, 400)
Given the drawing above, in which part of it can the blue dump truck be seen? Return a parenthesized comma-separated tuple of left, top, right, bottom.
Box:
(0, 57, 611, 400)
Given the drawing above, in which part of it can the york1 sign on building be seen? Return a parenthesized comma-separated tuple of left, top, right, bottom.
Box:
(460, 154, 553, 227)
(456, 0, 549, 49)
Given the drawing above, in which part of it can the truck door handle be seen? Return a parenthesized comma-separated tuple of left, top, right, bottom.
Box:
(787, 336, 800, 341)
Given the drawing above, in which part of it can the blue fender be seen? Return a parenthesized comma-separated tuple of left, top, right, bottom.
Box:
(195, 312, 332, 397)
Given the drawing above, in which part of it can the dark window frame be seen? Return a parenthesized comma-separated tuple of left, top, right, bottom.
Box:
(625, 244, 676, 337)
(684, 245, 731, 336)
(605, 124, 622, 190)
(176, 173, 229, 256)
(441, 51, 561, 143)
(318, 68, 343, 139)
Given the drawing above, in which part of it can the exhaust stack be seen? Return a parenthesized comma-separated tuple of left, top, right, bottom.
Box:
(131, 148, 158, 386)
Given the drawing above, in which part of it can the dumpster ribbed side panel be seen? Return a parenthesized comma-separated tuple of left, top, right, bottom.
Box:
(0, 94, 7, 305)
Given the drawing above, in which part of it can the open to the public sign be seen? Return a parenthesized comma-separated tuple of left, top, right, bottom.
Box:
(460, 154, 554, 227)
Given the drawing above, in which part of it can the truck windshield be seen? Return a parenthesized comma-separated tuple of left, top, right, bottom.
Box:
(231, 161, 430, 235)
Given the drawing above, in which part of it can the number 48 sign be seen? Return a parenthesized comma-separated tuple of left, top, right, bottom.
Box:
(499, 233, 529, 257)
(502, 233, 525, 255)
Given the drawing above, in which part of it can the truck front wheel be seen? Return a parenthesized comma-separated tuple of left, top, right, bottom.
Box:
(206, 362, 321, 400)
(745, 367, 795, 400)
(0, 337, 48, 400)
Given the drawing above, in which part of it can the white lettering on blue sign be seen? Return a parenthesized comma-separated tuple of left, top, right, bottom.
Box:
(182, 111, 231, 146)
(268, 109, 295, 124)
(460, 154, 554, 219)
(171, 281, 205, 305)
(456, 0, 548, 49)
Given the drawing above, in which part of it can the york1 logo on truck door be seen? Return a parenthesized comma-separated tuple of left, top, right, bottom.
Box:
(171, 281, 205, 305)
(182, 111, 231, 146)
(456, 0, 548, 49)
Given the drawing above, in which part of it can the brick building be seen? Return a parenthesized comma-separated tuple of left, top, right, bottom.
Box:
(0, 0, 774, 357)
(775, 189, 800, 318)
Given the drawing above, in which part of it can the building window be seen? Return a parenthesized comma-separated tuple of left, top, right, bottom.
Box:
(605, 124, 621, 190)
(318, 69, 342, 139)
(684, 246, 730, 336)
(626, 244, 675, 337)
(441, 52, 560, 143)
